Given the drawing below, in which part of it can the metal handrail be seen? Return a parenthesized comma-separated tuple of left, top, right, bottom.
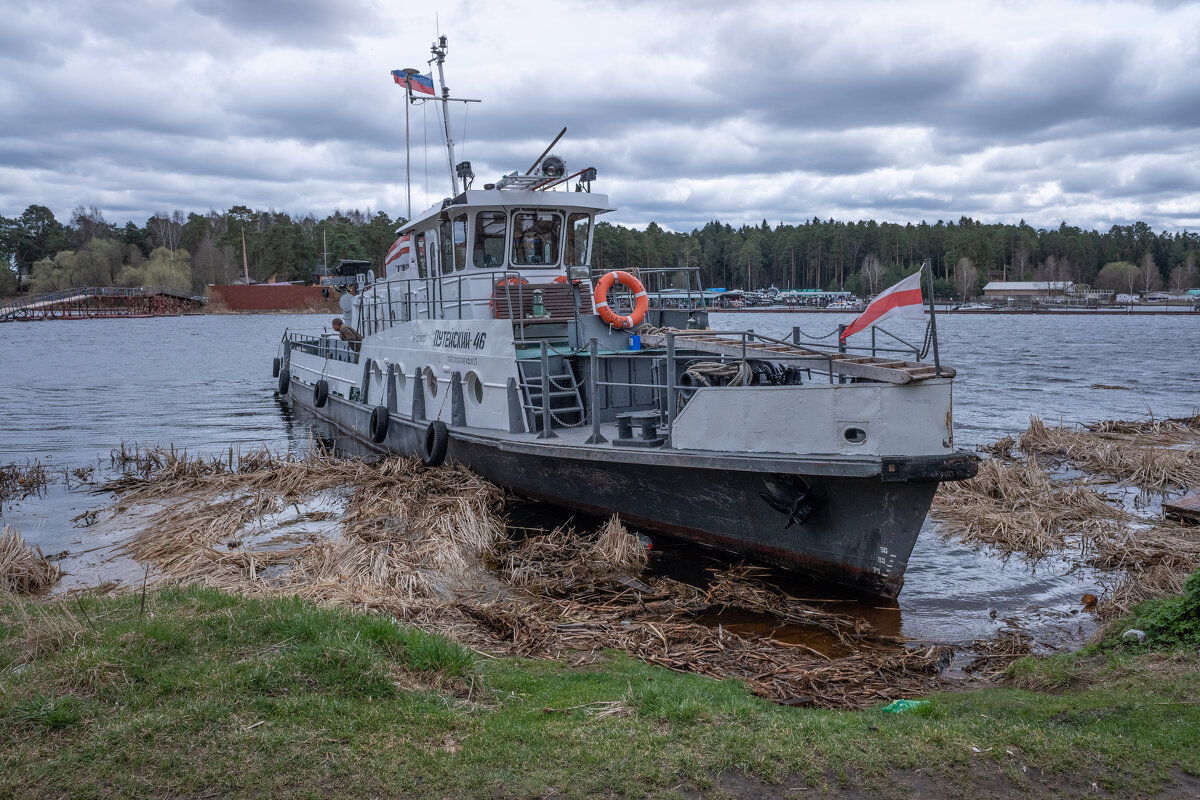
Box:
(350, 269, 580, 342)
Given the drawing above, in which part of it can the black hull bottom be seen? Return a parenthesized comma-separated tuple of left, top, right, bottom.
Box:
(287, 391, 939, 598)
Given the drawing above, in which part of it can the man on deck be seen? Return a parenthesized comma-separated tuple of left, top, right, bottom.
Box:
(331, 317, 362, 361)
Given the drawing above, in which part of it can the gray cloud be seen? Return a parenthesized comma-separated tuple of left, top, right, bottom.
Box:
(2, 0, 1200, 236)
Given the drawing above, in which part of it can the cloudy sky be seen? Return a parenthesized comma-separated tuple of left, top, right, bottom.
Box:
(2, 0, 1199, 234)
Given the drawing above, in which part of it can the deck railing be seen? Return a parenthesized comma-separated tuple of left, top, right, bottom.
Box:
(342, 270, 585, 342)
(577, 326, 931, 447)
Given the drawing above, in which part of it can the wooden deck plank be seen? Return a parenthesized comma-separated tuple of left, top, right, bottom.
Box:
(1165, 490, 1200, 523)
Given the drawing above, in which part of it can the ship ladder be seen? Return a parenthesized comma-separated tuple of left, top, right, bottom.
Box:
(516, 357, 586, 433)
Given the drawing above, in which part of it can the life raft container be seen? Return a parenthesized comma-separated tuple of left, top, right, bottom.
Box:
(593, 271, 648, 330)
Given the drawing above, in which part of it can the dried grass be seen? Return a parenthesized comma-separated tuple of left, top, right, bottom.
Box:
(592, 514, 649, 574)
(1088, 413, 1200, 439)
(1101, 560, 1197, 620)
(109, 449, 506, 614)
(1020, 416, 1200, 491)
(97, 447, 956, 708)
(977, 435, 1017, 459)
(0, 598, 86, 666)
(0, 526, 62, 595)
(963, 628, 1034, 679)
(0, 460, 52, 504)
(937, 414, 1200, 623)
(931, 456, 1128, 557)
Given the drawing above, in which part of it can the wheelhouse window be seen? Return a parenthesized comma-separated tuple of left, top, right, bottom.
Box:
(440, 224, 453, 275)
(415, 233, 428, 278)
(511, 211, 562, 266)
(451, 215, 468, 271)
(473, 211, 506, 268)
(566, 213, 592, 267)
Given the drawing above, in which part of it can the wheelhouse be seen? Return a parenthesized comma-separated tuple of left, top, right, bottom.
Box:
(371, 189, 613, 326)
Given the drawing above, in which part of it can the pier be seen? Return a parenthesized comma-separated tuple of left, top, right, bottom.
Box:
(0, 286, 204, 322)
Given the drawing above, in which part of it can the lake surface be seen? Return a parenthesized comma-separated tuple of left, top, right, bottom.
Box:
(2, 311, 1197, 649)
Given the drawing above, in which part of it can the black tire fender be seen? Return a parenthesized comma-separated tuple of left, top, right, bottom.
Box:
(369, 405, 389, 443)
(313, 379, 329, 408)
(272, 356, 281, 378)
(420, 420, 449, 467)
(277, 368, 290, 395)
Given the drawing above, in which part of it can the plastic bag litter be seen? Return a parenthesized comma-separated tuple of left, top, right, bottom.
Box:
(881, 699, 931, 714)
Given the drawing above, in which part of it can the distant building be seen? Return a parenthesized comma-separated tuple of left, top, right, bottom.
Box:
(982, 281, 1075, 300)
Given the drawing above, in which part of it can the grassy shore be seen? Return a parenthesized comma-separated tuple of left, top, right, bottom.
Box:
(2, 585, 1198, 800)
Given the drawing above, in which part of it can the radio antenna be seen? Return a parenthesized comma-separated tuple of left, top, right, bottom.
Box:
(525, 127, 567, 175)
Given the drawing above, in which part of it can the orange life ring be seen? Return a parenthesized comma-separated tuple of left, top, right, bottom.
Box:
(593, 270, 648, 330)
(490, 276, 529, 317)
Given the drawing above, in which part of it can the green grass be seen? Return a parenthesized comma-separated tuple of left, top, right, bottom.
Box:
(1108, 570, 1200, 651)
(2, 585, 1199, 799)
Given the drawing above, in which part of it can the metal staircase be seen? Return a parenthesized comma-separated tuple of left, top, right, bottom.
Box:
(517, 356, 586, 432)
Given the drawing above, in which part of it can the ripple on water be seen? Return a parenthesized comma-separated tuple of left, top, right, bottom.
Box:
(1, 311, 1195, 648)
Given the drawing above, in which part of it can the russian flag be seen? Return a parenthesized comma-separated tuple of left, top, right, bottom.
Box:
(390, 70, 436, 96)
(839, 270, 925, 341)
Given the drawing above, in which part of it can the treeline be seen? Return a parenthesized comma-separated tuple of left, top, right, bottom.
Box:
(593, 217, 1199, 298)
(2, 204, 1198, 299)
(0, 204, 402, 297)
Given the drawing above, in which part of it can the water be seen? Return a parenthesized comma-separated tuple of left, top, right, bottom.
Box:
(2, 311, 1197, 648)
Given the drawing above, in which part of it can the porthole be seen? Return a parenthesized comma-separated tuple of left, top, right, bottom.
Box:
(844, 427, 867, 444)
(466, 371, 484, 405)
(423, 366, 439, 397)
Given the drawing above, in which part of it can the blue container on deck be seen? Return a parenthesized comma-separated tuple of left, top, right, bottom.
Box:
(627, 334, 641, 351)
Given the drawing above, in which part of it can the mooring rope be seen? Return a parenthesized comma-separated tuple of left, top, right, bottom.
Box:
(684, 361, 752, 387)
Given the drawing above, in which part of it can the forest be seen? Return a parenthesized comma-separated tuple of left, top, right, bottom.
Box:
(1, 203, 1197, 299)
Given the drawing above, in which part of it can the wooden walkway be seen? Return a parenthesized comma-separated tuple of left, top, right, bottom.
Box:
(0, 287, 203, 322)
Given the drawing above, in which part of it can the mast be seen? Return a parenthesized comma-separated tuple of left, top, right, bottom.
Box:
(400, 67, 419, 219)
(430, 35, 459, 196)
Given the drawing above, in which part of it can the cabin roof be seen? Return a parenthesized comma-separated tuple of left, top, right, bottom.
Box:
(399, 189, 613, 233)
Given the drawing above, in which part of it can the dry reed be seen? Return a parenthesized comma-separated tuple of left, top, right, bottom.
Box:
(592, 514, 649, 574)
(1019, 416, 1200, 491)
(963, 628, 1034, 679)
(0, 526, 62, 595)
(1088, 413, 1200, 439)
(98, 447, 958, 708)
(931, 456, 1128, 557)
(937, 413, 1200, 622)
(0, 460, 52, 504)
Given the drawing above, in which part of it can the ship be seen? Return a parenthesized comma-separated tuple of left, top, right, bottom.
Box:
(273, 37, 978, 598)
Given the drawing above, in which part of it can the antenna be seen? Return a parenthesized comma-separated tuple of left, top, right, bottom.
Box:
(526, 127, 568, 175)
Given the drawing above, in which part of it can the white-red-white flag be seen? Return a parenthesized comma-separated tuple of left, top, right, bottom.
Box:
(840, 270, 925, 341)
(384, 234, 412, 273)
